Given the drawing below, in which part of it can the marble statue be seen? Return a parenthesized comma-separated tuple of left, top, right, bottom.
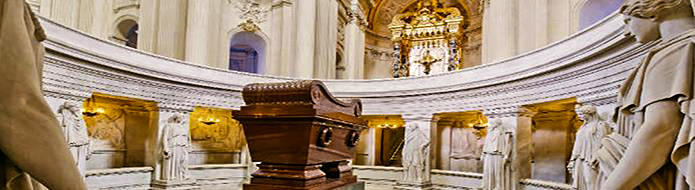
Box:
(481, 119, 512, 190)
(567, 105, 611, 190)
(602, 0, 695, 189)
(402, 122, 430, 182)
(0, 1, 87, 189)
(57, 101, 92, 176)
(160, 114, 192, 180)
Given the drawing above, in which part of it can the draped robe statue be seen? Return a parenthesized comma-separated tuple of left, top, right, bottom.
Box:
(160, 114, 191, 180)
(0, 1, 87, 189)
(402, 123, 430, 183)
(56, 102, 92, 176)
(602, 0, 695, 189)
(567, 105, 611, 190)
(481, 119, 513, 190)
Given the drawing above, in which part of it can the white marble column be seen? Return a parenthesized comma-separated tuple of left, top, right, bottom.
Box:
(396, 113, 435, 190)
(312, 0, 338, 79)
(138, 0, 161, 54)
(481, 0, 518, 64)
(88, 0, 110, 39)
(185, 0, 222, 66)
(343, 0, 367, 79)
(42, 0, 80, 28)
(483, 106, 537, 190)
(293, 0, 317, 78)
(269, 0, 295, 76)
(138, 0, 188, 60)
(156, 0, 188, 60)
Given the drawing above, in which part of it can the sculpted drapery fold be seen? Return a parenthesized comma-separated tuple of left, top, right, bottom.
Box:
(481, 119, 513, 190)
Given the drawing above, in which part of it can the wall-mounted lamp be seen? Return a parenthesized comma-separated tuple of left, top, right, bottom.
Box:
(82, 98, 105, 117)
(198, 108, 220, 125)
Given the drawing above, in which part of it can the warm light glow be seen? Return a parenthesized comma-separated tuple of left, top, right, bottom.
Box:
(96, 108, 105, 113)
(197, 108, 219, 125)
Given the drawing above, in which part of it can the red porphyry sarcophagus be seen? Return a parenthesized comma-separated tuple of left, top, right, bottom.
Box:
(234, 80, 366, 190)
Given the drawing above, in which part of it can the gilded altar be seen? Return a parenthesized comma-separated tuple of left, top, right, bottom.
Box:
(389, 0, 464, 77)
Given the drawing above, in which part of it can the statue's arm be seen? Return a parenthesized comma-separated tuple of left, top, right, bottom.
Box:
(504, 132, 512, 161)
(603, 100, 681, 190)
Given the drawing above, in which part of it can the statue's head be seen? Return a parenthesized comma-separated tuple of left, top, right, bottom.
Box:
(575, 104, 597, 121)
(167, 114, 184, 125)
(60, 101, 81, 114)
(620, 0, 693, 43)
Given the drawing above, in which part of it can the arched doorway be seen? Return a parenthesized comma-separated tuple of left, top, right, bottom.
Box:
(578, 0, 624, 29)
(229, 32, 266, 74)
(114, 19, 138, 49)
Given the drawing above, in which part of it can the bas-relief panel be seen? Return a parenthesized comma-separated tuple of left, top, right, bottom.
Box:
(86, 107, 126, 149)
(189, 108, 245, 164)
(436, 113, 487, 173)
(84, 106, 127, 169)
(450, 126, 484, 172)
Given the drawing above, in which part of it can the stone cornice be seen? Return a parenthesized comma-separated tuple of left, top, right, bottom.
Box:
(431, 169, 483, 179)
(85, 167, 154, 177)
(519, 178, 572, 190)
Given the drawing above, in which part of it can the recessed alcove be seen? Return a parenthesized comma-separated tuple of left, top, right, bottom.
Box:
(355, 115, 406, 167)
(433, 111, 488, 173)
(83, 93, 157, 170)
(527, 98, 580, 183)
(188, 107, 246, 165)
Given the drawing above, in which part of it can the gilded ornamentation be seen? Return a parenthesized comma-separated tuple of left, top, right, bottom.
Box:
(390, 0, 464, 77)
(233, 0, 268, 32)
(238, 20, 260, 33)
(190, 108, 244, 151)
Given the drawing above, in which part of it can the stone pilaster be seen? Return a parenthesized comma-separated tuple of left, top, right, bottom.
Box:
(293, 0, 317, 78)
(156, 0, 188, 60)
(481, 0, 518, 64)
(138, 0, 189, 60)
(484, 106, 537, 190)
(185, 0, 222, 66)
(313, 0, 339, 79)
(342, 0, 367, 79)
(396, 113, 435, 190)
(269, 0, 295, 76)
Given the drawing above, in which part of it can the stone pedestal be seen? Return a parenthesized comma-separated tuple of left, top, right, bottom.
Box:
(150, 180, 200, 190)
(395, 181, 434, 190)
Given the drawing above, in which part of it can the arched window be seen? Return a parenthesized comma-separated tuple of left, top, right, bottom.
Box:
(114, 19, 138, 49)
(229, 32, 266, 74)
(579, 0, 624, 30)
